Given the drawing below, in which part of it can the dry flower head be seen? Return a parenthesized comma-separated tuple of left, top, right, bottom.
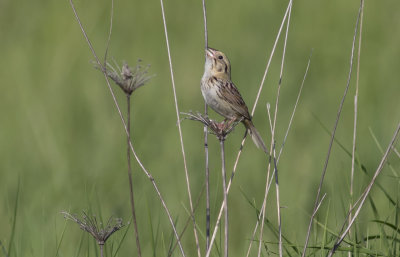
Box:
(181, 112, 243, 141)
(94, 59, 154, 95)
(62, 211, 125, 246)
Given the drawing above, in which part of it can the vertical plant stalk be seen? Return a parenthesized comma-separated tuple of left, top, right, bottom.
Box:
(68, 1, 186, 256)
(7, 178, 20, 257)
(126, 95, 142, 257)
(205, 4, 293, 256)
(328, 122, 400, 256)
(181, 114, 240, 257)
(204, 102, 210, 251)
(277, 51, 312, 162)
(273, 146, 282, 257)
(257, 106, 275, 257)
(258, 2, 292, 256)
(220, 139, 228, 257)
(202, 0, 210, 251)
(349, 0, 364, 248)
(202, 0, 208, 48)
(103, 0, 113, 65)
(158, 1, 201, 256)
(246, 51, 311, 257)
(100, 244, 104, 257)
(301, 2, 363, 256)
(256, 151, 272, 257)
(205, 101, 211, 251)
(250, 1, 292, 116)
(168, 185, 206, 257)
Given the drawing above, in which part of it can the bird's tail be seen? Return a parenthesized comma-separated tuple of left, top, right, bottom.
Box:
(243, 119, 268, 154)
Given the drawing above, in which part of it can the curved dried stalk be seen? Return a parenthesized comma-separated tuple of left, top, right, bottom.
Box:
(257, 3, 292, 256)
(349, 0, 364, 248)
(68, 1, 186, 256)
(126, 95, 142, 257)
(246, 51, 310, 257)
(205, 3, 293, 256)
(302, 1, 363, 256)
(328, 122, 400, 256)
(158, 0, 201, 256)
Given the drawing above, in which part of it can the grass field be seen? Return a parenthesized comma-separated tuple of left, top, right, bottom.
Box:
(1, 0, 400, 256)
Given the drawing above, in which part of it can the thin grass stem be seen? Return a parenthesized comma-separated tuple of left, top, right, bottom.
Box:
(202, 0, 210, 251)
(273, 146, 282, 257)
(205, 4, 292, 256)
(103, 0, 113, 65)
(278, 51, 312, 162)
(349, 0, 364, 251)
(258, 2, 292, 255)
(205, 101, 210, 252)
(55, 218, 68, 257)
(158, 0, 201, 255)
(257, 104, 275, 257)
(126, 95, 142, 257)
(169, 185, 205, 257)
(68, 1, 186, 256)
(7, 177, 19, 257)
(220, 139, 228, 257)
(100, 244, 104, 257)
(273, 4, 291, 256)
(245, 49, 310, 253)
(250, 1, 292, 117)
(328, 122, 400, 256)
(301, 2, 363, 255)
(202, 0, 208, 49)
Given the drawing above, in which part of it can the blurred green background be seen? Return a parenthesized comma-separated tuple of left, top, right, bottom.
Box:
(1, 0, 399, 256)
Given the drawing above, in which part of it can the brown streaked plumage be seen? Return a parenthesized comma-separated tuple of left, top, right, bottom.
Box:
(201, 47, 267, 152)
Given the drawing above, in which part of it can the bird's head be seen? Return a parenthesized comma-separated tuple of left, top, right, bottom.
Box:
(204, 47, 231, 80)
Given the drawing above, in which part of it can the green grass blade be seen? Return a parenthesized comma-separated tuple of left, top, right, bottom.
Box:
(363, 235, 400, 244)
(7, 178, 20, 257)
(320, 200, 330, 256)
(167, 216, 179, 256)
(55, 218, 68, 257)
(112, 218, 132, 257)
(368, 198, 390, 255)
(312, 113, 397, 206)
(0, 240, 8, 257)
(240, 187, 299, 255)
(73, 231, 85, 257)
(371, 220, 400, 235)
(369, 128, 399, 178)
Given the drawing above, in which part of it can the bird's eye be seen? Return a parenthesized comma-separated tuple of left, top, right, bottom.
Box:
(218, 55, 223, 60)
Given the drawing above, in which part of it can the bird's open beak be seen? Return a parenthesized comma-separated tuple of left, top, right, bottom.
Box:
(206, 48, 215, 58)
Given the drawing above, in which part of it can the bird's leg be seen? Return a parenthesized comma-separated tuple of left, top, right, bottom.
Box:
(215, 117, 237, 133)
(215, 121, 226, 133)
(224, 117, 237, 129)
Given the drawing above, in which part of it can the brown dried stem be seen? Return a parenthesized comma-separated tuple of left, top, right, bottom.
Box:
(220, 139, 228, 257)
(204, 3, 293, 256)
(328, 122, 400, 256)
(182, 112, 241, 257)
(68, 1, 186, 256)
(158, 0, 201, 255)
(301, 1, 363, 255)
(126, 95, 142, 257)
(202, 0, 210, 251)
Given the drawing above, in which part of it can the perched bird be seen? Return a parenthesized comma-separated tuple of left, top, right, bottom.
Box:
(201, 47, 267, 153)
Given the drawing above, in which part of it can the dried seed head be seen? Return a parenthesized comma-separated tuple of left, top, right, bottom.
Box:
(121, 63, 133, 80)
(94, 59, 154, 95)
(61, 211, 125, 246)
(181, 112, 243, 141)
